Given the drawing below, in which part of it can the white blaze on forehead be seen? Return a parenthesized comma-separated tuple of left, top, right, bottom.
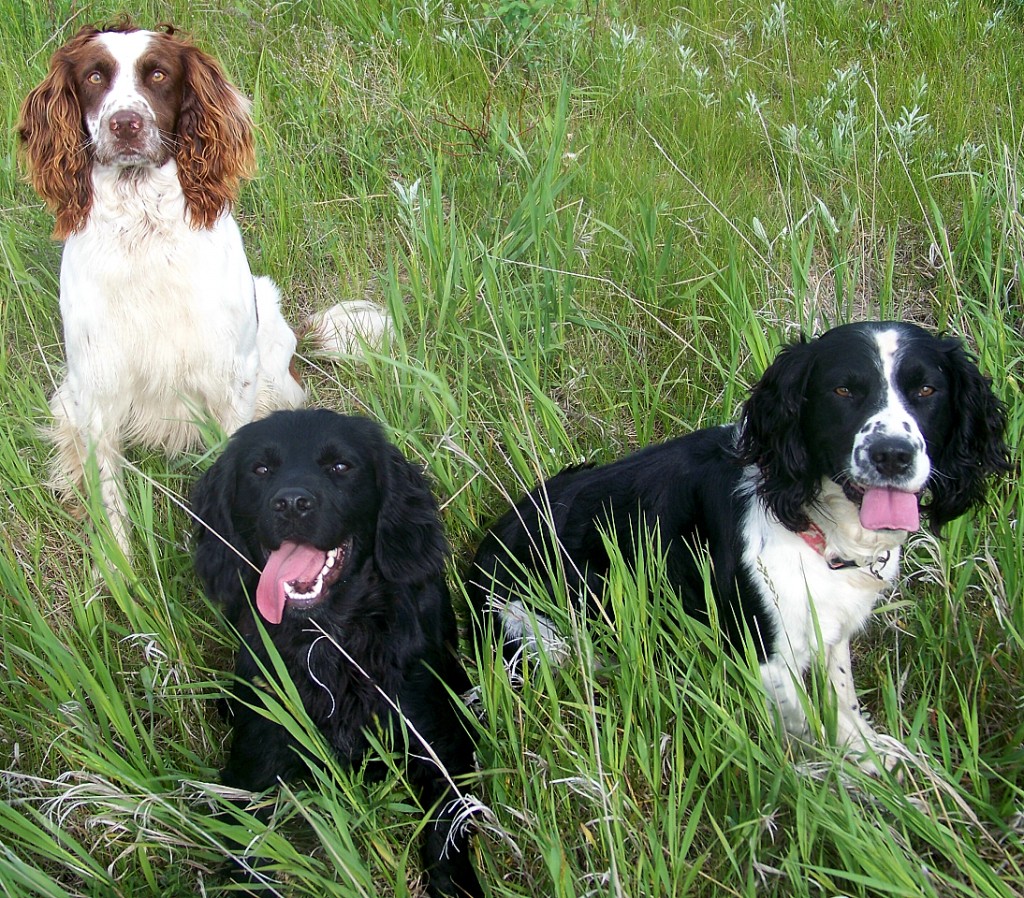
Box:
(93, 31, 158, 121)
(872, 327, 909, 417)
(874, 328, 901, 386)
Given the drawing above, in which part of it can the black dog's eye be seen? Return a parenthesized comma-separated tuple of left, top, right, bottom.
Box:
(834, 386, 853, 398)
(252, 463, 271, 476)
(328, 461, 350, 476)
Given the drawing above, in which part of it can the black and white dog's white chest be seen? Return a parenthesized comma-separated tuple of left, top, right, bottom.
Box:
(738, 476, 903, 665)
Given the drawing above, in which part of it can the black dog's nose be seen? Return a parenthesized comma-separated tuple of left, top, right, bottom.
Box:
(868, 438, 915, 478)
(270, 487, 317, 520)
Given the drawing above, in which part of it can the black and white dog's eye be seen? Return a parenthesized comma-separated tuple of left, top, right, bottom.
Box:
(915, 385, 936, 398)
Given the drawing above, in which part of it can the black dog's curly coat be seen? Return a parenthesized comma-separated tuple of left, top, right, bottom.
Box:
(192, 409, 481, 898)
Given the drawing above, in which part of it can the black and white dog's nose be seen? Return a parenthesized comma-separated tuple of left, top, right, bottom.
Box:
(868, 437, 916, 478)
(271, 487, 317, 521)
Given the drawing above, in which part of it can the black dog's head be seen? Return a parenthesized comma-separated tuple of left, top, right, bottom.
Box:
(192, 409, 447, 626)
(737, 321, 1011, 534)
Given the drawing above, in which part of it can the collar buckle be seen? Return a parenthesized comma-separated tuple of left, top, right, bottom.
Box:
(799, 522, 887, 579)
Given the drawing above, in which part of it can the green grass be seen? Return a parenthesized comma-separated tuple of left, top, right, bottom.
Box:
(1, 0, 1022, 895)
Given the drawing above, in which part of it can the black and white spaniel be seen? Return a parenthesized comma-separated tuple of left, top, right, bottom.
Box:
(192, 410, 481, 898)
(17, 21, 389, 553)
(468, 321, 1010, 764)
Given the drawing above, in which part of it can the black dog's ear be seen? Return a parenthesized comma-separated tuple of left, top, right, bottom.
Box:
(924, 339, 1012, 531)
(374, 442, 448, 584)
(737, 338, 819, 532)
(191, 447, 254, 621)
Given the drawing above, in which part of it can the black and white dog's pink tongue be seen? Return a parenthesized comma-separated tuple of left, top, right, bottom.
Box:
(256, 541, 327, 624)
(859, 487, 920, 531)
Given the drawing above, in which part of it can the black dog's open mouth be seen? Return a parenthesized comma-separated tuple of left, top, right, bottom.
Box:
(840, 480, 921, 532)
(255, 538, 352, 625)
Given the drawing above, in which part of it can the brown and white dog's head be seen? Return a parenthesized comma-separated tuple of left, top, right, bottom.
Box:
(17, 20, 255, 237)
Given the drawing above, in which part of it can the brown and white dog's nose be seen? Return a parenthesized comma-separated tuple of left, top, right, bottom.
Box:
(109, 109, 143, 136)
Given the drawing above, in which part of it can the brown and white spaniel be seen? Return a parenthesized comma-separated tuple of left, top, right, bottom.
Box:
(17, 20, 390, 554)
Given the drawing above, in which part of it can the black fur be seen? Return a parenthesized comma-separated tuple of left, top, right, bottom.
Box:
(192, 409, 481, 898)
(468, 321, 1010, 662)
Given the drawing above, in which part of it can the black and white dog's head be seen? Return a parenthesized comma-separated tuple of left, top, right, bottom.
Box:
(738, 321, 1010, 535)
(192, 409, 447, 627)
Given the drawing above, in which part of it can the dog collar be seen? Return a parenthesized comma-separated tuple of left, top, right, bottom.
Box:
(799, 522, 890, 577)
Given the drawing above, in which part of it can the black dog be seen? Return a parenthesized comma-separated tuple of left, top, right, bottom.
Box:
(469, 321, 1010, 765)
(192, 409, 481, 897)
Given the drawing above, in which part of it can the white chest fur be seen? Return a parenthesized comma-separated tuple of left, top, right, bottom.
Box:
(741, 477, 903, 673)
(58, 164, 259, 417)
(741, 476, 907, 758)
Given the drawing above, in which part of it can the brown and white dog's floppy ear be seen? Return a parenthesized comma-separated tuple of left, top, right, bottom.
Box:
(17, 26, 101, 238)
(174, 34, 256, 229)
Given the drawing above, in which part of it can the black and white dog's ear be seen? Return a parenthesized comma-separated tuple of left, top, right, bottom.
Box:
(191, 446, 253, 617)
(374, 442, 448, 584)
(925, 338, 1012, 531)
(737, 337, 819, 531)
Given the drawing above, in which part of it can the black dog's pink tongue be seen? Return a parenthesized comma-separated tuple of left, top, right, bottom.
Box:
(256, 541, 327, 624)
(859, 487, 920, 531)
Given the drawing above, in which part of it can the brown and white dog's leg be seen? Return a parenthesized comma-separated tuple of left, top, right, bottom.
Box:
(49, 380, 132, 557)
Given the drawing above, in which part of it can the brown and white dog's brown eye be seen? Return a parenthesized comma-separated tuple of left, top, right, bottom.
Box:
(87, 71, 103, 85)
(150, 69, 166, 83)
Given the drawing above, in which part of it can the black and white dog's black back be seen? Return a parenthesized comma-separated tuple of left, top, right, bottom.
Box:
(468, 321, 1010, 763)
(193, 410, 481, 897)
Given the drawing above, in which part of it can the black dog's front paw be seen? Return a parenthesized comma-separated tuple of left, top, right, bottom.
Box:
(216, 857, 265, 895)
(425, 859, 484, 898)
(421, 812, 484, 898)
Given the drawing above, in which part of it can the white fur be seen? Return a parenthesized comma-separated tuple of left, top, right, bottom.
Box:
(496, 599, 569, 667)
(51, 162, 304, 548)
(306, 299, 395, 356)
(743, 475, 903, 762)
